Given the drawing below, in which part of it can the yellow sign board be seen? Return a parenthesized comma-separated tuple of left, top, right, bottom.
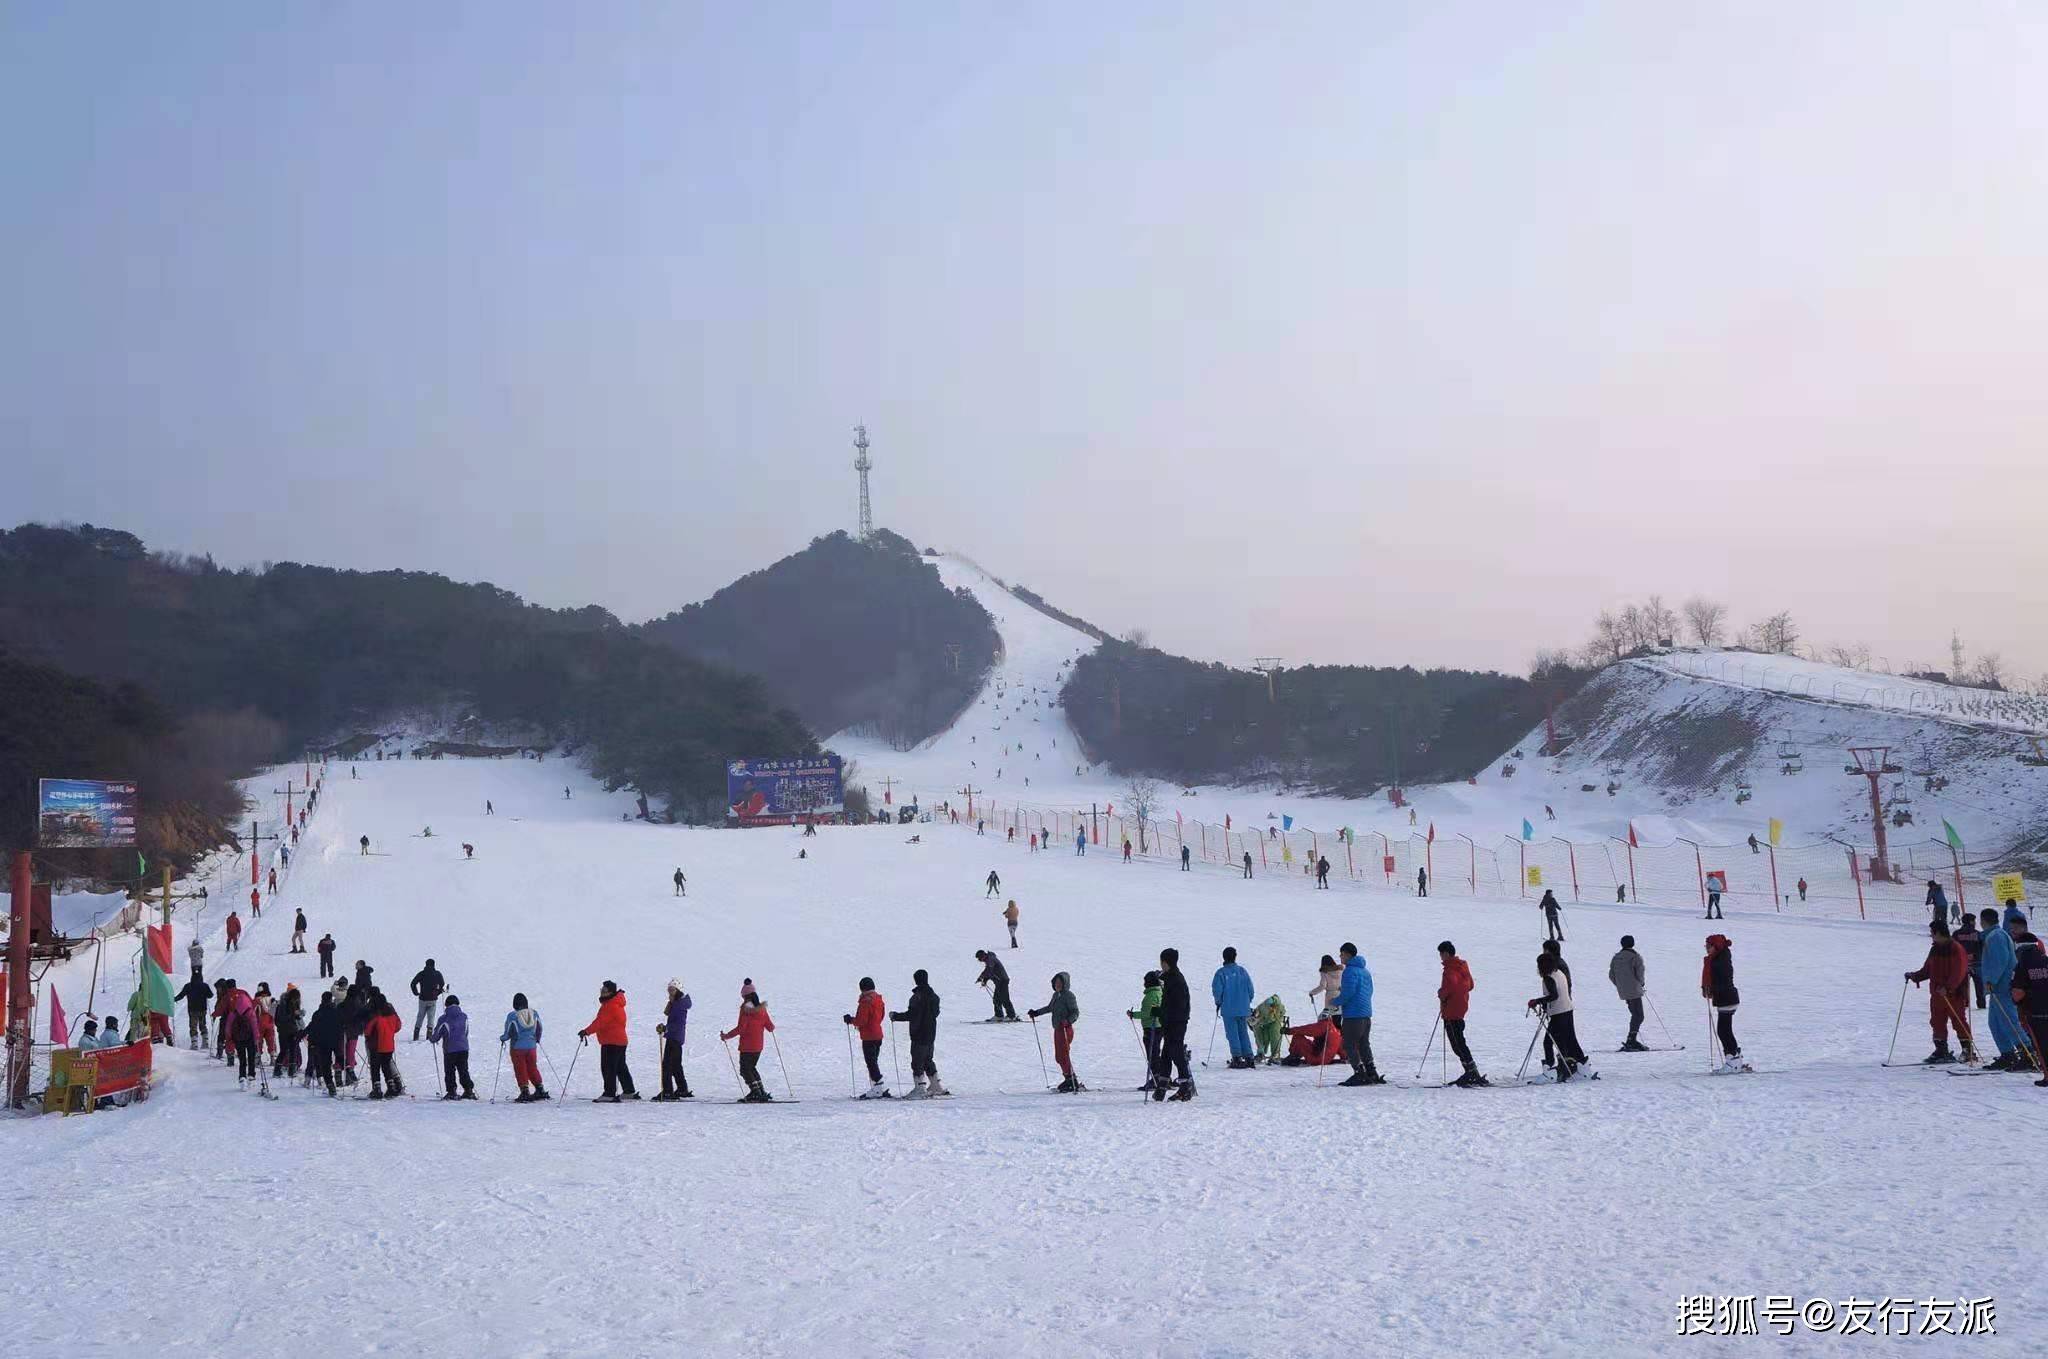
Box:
(1526, 866, 1544, 888)
(1990, 873, 2026, 903)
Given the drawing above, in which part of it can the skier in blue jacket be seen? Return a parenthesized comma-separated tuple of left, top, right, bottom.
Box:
(1981, 906, 2036, 1070)
(1211, 948, 1257, 1069)
(431, 996, 476, 1099)
(1335, 942, 1384, 1086)
(500, 993, 549, 1102)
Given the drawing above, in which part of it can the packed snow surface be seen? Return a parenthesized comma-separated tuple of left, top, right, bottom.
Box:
(6, 755, 2040, 1356)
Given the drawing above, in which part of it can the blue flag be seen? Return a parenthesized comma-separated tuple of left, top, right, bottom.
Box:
(1282, 814, 1294, 831)
(1521, 819, 1534, 841)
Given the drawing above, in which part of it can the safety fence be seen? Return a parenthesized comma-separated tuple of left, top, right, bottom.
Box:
(925, 795, 2035, 927)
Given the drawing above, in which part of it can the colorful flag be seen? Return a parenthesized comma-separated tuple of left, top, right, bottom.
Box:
(1943, 819, 1964, 854)
(49, 988, 68, 1046)
(1767, 818, 1783, 847)
(1521, 819, 1535, 841)
(1627, 823, 1639, 849)
(142, 922, 175, 1017)
(1282, 814, 1294, 831)
(1426, 822, 1436, 843)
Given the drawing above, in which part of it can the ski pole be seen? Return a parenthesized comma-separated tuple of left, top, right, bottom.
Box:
(845, 1023, 857, 1096)
(561, 1038, 585, 1101)
(1881, 979, 1908, 1066)
(890, 1018, 904, 1089)
(489, 1041, 505, 1103)
(770, 1028, 796, 1100)
(1990, 988, 2042, 1073)
(720, 1035, 741, 1092)
(1414, 1016, 1441, 1081)
(1203, 1009, 1219, 1066)
(1645, 993, 1678, 1049)
(1127, 1014, 1150, 1093)
(1513, 1012, 1548, 1082)
(1937, 988, 1978, 1065)
(1029, 1014, 1050, 1087)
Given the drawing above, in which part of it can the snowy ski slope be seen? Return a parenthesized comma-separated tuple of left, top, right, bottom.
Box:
(6, 753, 2040, 1356)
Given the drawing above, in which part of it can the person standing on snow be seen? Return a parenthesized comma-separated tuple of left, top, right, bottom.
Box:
(1701, 935, 1748, 1072)
(1437, 941, 1487, 1086)
(273, 984, 304, 1078)
(176, 972, 212, 1049)
(1315, 856, 1331, 889)
(1538, 890, 1564, 941)
(1981, 906, 2036, 1070)
(1154, 947, 1195, 1101)
(410, 958, 446, 1041)
(1609, 936, 1648, 1051)
(1528, 953, 1588, 1081)
(1128, 971, 1163, 1089)
(656, 979, 693, 1100)
(2010, 926, 2048, 1087)
(1925, 880, 1950, 926)
(1076, 829, 1087, 856)
(500, 993, 548, 1101)
(316, 932, 336, 978)
(985, 869, 1001, 897)
(359, 835, 370, 855)
(305, 992, 343, 1096)
(721, 993, 776, 1101)
(224, 910, 242, 952)
(1242, 850, 1253, 880)
(1180, 844, 1191, 871)
(891, 970, 947, 1097)
(1028, 971, 1083, 1091)
(672, 868, 686, 898)
(1904, 919, 1976, 1065)
(1335, 942, 1385, 1086)
(579, 980, 639, 1102)
(432, 995, 476, 1099)
(844, 977, 888, 1098)
(975, 950, 1018, 1021)
(1211, 947, 1256, 1069)
(1416, 866, 1428, 898)
(364, 995, 403, 1097)
(1003, 899, 1020, 948)
(291, 909, 308, 954)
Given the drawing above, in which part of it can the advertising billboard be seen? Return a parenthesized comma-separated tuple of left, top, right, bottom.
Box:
(36, 779, 139, 848)
(726, 756, 844, 825)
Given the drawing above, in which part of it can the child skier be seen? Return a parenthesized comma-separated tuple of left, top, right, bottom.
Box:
(656, 979, 693, 1100)
(1702, 934, 1749, 1072)
(1028, 972, 1083, 1091)
(1251, 994, 1288, 1064)
(364, 996, 403, 1097)
(890, 970, 947, 1098)
(1127, 971, 1163, 1089)
(500, 993, 548, 1101)
(721, 993, 777, 1102)
(1003, 898, 1020, 948)
(432, 995, 476, 1098)
(844, 977, 889, 1098)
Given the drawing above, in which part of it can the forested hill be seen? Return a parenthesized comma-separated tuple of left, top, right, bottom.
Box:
(1063, 643, 1577, 795)
(0, 523, 815, 821)
(639, 529, 1000, 749)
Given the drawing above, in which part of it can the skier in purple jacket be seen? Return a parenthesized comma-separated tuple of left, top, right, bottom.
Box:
(431, 996, 476, 1099)
(656, 979, 694, 1101)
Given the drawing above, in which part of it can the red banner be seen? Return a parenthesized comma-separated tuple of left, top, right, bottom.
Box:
(147, 922, 173, 973)
(87, 1040, 154, 1097)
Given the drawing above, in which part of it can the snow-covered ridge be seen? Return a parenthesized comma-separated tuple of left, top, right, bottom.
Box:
(1645, 651, 2048, 735)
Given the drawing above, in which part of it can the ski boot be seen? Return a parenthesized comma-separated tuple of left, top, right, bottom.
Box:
(926, 1077, 949, 1096)
(461, 1090, 478, 1100)
(1922, 1045, 1957, 1065)
(1168, 1080, 1197, 1101)
(1055, 1074, 1079, 1093)
(1620, 1039, 1650, 1053)
(1454, 1067, 1490, 1088)
(859, 1081, 892, 1100)
(514, 1090, 535, 1103)
(651, 1090, 677, 1102)
(592, 1093, 621, 1104)
(903, 1079, 929, 1100)
(620, 1090, 642, 1100)
(367, 1087, 386, 1100)
(441, 1091, 462, 1101)
(743, 1085, 774, 1103)
(1718, 1055, 1752, 1074)
(533, 1088, 550, 1101)
(1150, 1081, 1168, 1102)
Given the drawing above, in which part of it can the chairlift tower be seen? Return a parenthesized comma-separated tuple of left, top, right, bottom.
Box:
(1252, 658, 1283, 704)
(853, 424, 874, 540)
(1846, 746, 1903, 881)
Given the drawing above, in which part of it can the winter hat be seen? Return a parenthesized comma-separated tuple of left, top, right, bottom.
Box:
(1437, 940, 1455, 956)
(1143, 970, 1161, 986)
(1620, 935, 1636, 949)
(445, 995, 460, 1007)
(913, 969, 929, 986)
(859, 976, 875, 991)
(741, 978, 756, 998)
(1706, 934, 1730, 950)
(600, 980, 617, 996)
(668, 977, 684, 993)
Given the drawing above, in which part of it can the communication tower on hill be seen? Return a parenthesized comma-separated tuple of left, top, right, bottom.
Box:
(853, 424, 874, 540)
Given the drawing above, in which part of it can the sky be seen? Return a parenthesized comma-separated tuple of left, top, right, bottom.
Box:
(5, 3, 2045, 683)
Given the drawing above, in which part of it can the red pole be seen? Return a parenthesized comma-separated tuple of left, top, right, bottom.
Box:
(1425, 835, 1433, 888)
(1767, 844, 1781, 912)
(251, 820, 260, 886)
(1565, 840, 1580, 901)
(1690, 841, 1706, 910)
(5, 851, 33, 1107)
(1626, 839, 1638, 903)
(1849, 846, 1867, 920)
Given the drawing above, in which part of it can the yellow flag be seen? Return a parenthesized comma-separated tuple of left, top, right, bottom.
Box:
(1768, 818, 1783, 847)
(1526, 865, 1544, 887)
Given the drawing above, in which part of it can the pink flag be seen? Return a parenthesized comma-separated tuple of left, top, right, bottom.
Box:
(49, 988, 68, 1046)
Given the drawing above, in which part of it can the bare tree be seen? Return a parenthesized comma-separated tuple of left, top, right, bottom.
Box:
(1681, 597, 1727, 647)
(1590, 609, 1629, 664)
(1528, 648, 1576, 682)
(1617, 603, 1651, 652)
(1124, 627, 1151, 649)
(1643, 595, 1678, 647)
(1970, 652, 2006, 690)
(1122, 775, 1161, 853)
(1747, 612, 1799, 655)
(1823, 642, 1872, 671)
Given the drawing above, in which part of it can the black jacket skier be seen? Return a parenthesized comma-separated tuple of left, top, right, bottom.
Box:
(891, 976, 940, 1042)
(1153, 949, 1196, 1099)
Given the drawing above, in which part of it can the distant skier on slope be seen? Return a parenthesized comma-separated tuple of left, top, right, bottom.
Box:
(673, 868, 687, 897)
(1539, 890, 1564, 941)
(1242, 851, 1253, 879)
(1180, 844, 1191, 872)
(844, 978, 889, 1098)
(1076, 829, 1087, 856)
(985, 869, 1001, 897)
(1315, 855, 1330, 889)
(1003, 899, 1020, 948)
(1925, 880, 1949, 926)
(1416, 866, 1429, 898)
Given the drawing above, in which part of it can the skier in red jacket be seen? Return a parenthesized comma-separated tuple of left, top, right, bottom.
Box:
(364, 999, 403, 1098)
(224, 911, 242, 952)
(1281, 1015, 1343, 1066)
(578, 981, 639, 1103)
(843, 978, 889, 1098)
(1904, 919, 1976, 1064)
(721, 995, 777, 1101)
(1437, 941, 1488, 1087)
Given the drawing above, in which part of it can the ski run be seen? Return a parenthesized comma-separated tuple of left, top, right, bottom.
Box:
(9, 753, 2044, 1356)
